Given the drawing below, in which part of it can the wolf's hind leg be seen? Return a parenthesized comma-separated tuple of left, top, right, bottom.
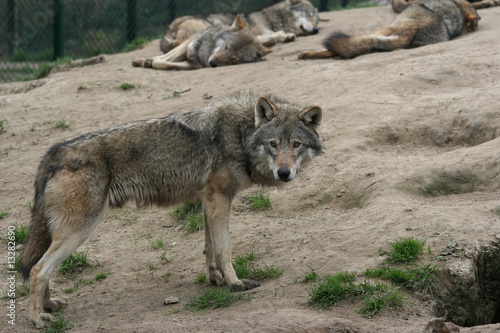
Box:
(29, 212, 105, 328)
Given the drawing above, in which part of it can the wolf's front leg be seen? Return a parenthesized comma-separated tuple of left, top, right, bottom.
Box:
(202, 192, 259, 291)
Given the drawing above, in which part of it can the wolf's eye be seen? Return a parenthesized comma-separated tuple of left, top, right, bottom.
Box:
(270, 141, 277, 148)
(293, 142, 301, 148)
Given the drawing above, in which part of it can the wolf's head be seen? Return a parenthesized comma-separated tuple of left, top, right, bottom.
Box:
(284, 0, 319, 36)
(208, 15, 273, 68)
(245, 96, 324, 185)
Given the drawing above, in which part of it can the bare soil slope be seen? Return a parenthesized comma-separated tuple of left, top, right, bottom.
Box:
(1, 5, 500, 332)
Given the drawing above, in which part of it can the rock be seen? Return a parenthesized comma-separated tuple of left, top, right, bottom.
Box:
(164, 296, 179, 305)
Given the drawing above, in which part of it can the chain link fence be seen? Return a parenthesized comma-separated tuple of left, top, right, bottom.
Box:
(0, 0, 357, 83)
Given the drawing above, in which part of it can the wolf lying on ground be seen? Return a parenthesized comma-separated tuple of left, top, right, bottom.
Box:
(160, 0, 319, 53)
(20, 92, 324, 328)
(132, 15, 272, 70)
(297, 0, 479, 60)
(391, 0, 500, 13)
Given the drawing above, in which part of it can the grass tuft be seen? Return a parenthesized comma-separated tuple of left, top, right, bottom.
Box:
(233, 251, 283, 280)
(41, 311, 74, 333)
(184, 287, 251, 312)
(58, 250, 90, 274)
(171, 202, 203, 232)
(384, 237, 426, 264)
(246, 191, 272, 210)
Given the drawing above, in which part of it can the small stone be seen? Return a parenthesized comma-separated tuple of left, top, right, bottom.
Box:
(164, 296, 179, 305)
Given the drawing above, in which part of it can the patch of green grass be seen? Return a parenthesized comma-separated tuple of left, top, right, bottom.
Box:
(184, 287, 251, 312)
(159, 251, 170, 262)
(233, 251, 283, 280)
(363, 262, 439, 295)
(119, 82, 135, 90)
(53, 120, 69, 129)
(301, 267, 319, 283)
(384, 237, 426, 264)
(195, 272, 207, 284)
(10, 224, 30, 244)
(246, 191, 271, 210)
(41, 311, 74, 333)
(95, 271, 108, 281)
(62, 286, 78, 294)
(171, 202, 204, 232)
(151, 236, 164, 249)
(30, 124, 36, 131)
(0, 120, 5, 134)
(359, 288, 404, 318)
(58, 250, 90, 274)
(308, 271, 403, 317)
(0, 212, 8, 219)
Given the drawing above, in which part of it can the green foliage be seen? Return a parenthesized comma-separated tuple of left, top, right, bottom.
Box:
(0, 120, 5, 134)
(95, 271, 108, 281)
(10, 224, 30, 244)
(119, 83, 135, 90)
(151, 236, 164, 249)
(233, 251, 283, 280)
(121, 36, 154, 53)
(246, 191, 272, 210)
(308, 271, 403, 317)
(33, 57, 73, 80)
(184, 287, 251, 312)
(58, 250, 90, 274)
(53, 120, 69, 129)
(195, 272, 207, 284)
(171, 202, 204, 232)
(41, 312, 74, 333)
(301, 267, 319, 283)
(384, 237, 426, 264)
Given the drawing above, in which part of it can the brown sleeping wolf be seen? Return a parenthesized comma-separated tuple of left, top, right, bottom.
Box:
(160, 0, 319, 53)
(20, 92, 324, 328)
(132, 15, 272, 70)
(391, 0, 499, 13)
(298, 0, 479, 60)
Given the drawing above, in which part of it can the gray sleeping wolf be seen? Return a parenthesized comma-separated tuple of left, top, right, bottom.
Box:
(298, 0, 479, 60)
(160, 0, 319, 53)
(132, 15, 272, 70)
(391, 0, 499, 13)
(20, 92, 324, 328)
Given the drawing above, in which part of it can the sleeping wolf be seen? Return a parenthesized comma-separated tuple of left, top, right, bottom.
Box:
(298, 0, 479, 60)
(132, 15, 272, 70)
(20, 92, 324, 328)
(391, 0, 499, 13)
(160, 0, 319, 53)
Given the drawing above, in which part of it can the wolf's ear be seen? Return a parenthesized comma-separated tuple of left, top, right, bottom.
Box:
(299, 106, 322, 131)
(257, 45, 273, 59)
(231, 14, 245, 30)
(254, 96, 278, 127)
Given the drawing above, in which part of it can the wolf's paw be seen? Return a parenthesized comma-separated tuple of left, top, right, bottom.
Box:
(208, 266, 224, 286)
(131, 59, 145, 67)
(44, 297, 65, 312)
(282, 33, 296, 43)
(297, 51, 311, 60)
(31, 312, 56, 329)
(230, 279, 260, 292)
(143, 58, 154, 68)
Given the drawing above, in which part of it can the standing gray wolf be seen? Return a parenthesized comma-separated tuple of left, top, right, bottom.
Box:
(391, 0, 499, 13)
(20, 92, 324, 328)
(160, 0, 319, 53)
(132, 15, 272, 70)
(297, 0, 479, 60)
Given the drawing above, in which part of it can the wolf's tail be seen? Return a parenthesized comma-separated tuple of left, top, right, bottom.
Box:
(323, 31, 408, 59)
(20, 176, 53, 280)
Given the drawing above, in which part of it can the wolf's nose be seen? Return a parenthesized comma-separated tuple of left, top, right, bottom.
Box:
(209, 59, 218, 67)
(277, 168, 291, 180)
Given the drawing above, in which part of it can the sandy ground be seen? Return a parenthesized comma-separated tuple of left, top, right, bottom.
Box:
(1, 4, 500, 333)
